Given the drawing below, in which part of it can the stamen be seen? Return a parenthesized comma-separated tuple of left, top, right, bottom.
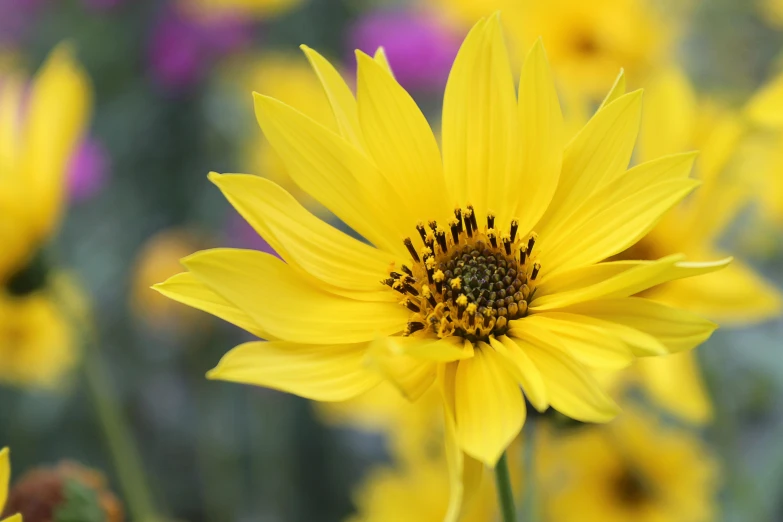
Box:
(449, 218, 460, 245)
(449, 277, 462, 290)
(487, 229, 498, 249)
(392, 281, 406, 294)
(435, 227, 448, 254)
(401, 265, 413, 277)
(390, 272, 403, 280)
(416, 222, 428, 243)
(502, 235, 512, 256)
(433, 270, 445, 294)
(422, 285, 437, 307)
(403, 282, 419, 296)
(464, 209, 474, 238)
(403, 298, 420, 313)
(405, 321, 425, 335)
(526, 233, 538, 256)
(403, 238, 420, 262)
(519, 247, 527, 265)
(467, 205, 478, 231)
(531, 262, 541, 280)
(510, 219, 518, 242)
(454, 208, 464, 233)
(428, 220, 438, 232)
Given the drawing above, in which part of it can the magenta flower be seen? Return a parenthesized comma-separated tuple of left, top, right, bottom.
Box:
(67, 137, 109, 203)
(347, 9, 462, 92)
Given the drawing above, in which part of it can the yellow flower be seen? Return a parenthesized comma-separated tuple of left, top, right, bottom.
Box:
(0, 448, 21, 522)
(610, 67, 782, 423)
(431, 0, 683, 99)
(0, 45, 91, 388)
(541, 409, 718, 522)
(156, 15, 727, 473)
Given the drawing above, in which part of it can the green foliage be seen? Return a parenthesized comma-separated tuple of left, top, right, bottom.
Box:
(54, 478, 105, 522)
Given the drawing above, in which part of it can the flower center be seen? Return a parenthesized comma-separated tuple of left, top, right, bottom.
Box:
(613, 468, 651, 507)
(384, 206, 542, 343)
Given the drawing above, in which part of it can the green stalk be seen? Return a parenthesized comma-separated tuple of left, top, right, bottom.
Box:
(522, 421, 537, 522)
(81, 331, 159, 522)
(495, 452, 517, 522)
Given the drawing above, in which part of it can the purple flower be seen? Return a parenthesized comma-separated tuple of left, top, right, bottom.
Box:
(147, 5, 254, 92)
(67, 137, 109, 203)
(347, 9, 462, 92)
(0, 0, 44, 50)
(81, 0, 125, 12)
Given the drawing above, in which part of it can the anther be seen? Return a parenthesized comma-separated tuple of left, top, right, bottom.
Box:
(456, 294, 468, 319)
(403, 238, 420, 262)
(531, 262, 541, 280)
(416, 222, 427, 242)
(404, 298, 421, 313)
(454, 208, 464, 233)
(526, 233, 538, 256)
(464, 209, 474, 238)
(502, 235, 512, 256)
(487, 229, 498, 249)
(390, 272, 403, 280)
(422, 285, 437, 307)
(435, 228, 448, 254)
(424, 230, 435, 251)
(405, 321, 425, 335)
(449, 218, 460, 245)
(466, 303, 477, 327)
(392, 281, 406, 294)
(401, 265, 413, 277)
(381, 278, 394, 288)
(519, 247, 527, 265)
(433, 270, 445, 294)
(403, 282, 419, 296)
(487, 212, 495, 229)
(510, 219, 519, 242)
(467, 205, 478, 231)
(450, 277, 462, 290)
(428, 220, 438, 232)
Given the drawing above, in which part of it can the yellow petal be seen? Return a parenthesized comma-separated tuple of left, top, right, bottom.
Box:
(0, 75, 22, 176)
(516, 39, 564, 235)
(207, 340, 381, 401)
(637, 67, 697, 163)
(21, 43, 91, 240)
(208, 173, 396, 301)
(395, 335, 475, 362)
(489, 335, 548, 411)
(543, 178, 700, 274)
(253, 93, 406, 257)
(538, 90, 643, 236)
(532, 255, 685, 310)
(300, 45, 365, 148)
(513, 313, 634, 370)
(653, 260, 782, 326)
(598, 69, 626, 110)
(355, 51, 450, 226)
(442, 15, 520, 222)
(372, 47, 394, 76)
(152, 272, 272, 339)
(635, 351, 712, 423)
(366, 337, 437, 400)
(2, 515, 23, 522)
(514, 336, 620, 422)
(564, 297, 717, 354)
(183, 249, 408, 344)
(0, 447, 8, 512)
(455, 343, 525, 466)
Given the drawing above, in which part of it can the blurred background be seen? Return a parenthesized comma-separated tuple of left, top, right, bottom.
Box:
(2, 0, 783, 521)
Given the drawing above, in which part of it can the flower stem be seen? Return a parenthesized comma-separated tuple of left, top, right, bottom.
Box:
(495, 451, 517, 522)
(522, 421, 537, 522)
(82, 333, 159, 522)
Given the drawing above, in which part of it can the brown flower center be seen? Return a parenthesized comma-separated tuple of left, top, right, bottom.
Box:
(384, 206, 542, 343)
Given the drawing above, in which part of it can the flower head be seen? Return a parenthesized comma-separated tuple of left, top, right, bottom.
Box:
(156, 15, 728, 470)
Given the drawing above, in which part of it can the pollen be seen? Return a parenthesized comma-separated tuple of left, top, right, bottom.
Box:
(388, 208, 543, 343)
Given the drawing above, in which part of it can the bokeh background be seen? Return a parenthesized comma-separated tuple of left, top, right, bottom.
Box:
(3, 0, 783, 521)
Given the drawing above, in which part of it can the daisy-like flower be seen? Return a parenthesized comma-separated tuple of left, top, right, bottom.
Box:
(0, 44, 91, 388)
(540, 409, 718, 522)
(156, 14, 728, 479)
(0, 448, 21, 522)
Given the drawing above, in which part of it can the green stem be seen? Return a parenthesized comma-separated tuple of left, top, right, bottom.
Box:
(495, 452, 517, 522)
(522, 421, 537, 522)
(82, 336, 159, 522)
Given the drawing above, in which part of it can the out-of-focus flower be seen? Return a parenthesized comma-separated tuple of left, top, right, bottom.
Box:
(0, 0, 42, 56)
(67, 136, 109, 203)
(147, 5, 254, 92)
(0, 44, 91, 389)
(131, 228, 211, 333)
(541, 408, 718, 522)
(179, 0, 303, 19)
(155, 16, 728, 515)
(81, 0, 125, 11)
(0, 448, 21, 522)
(759, 0, 783, 27)
(606, 67, 782, 423)
(431, 0, 685, 100)
(347, 9, 462, 92)
(2, 459, 123, 522)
